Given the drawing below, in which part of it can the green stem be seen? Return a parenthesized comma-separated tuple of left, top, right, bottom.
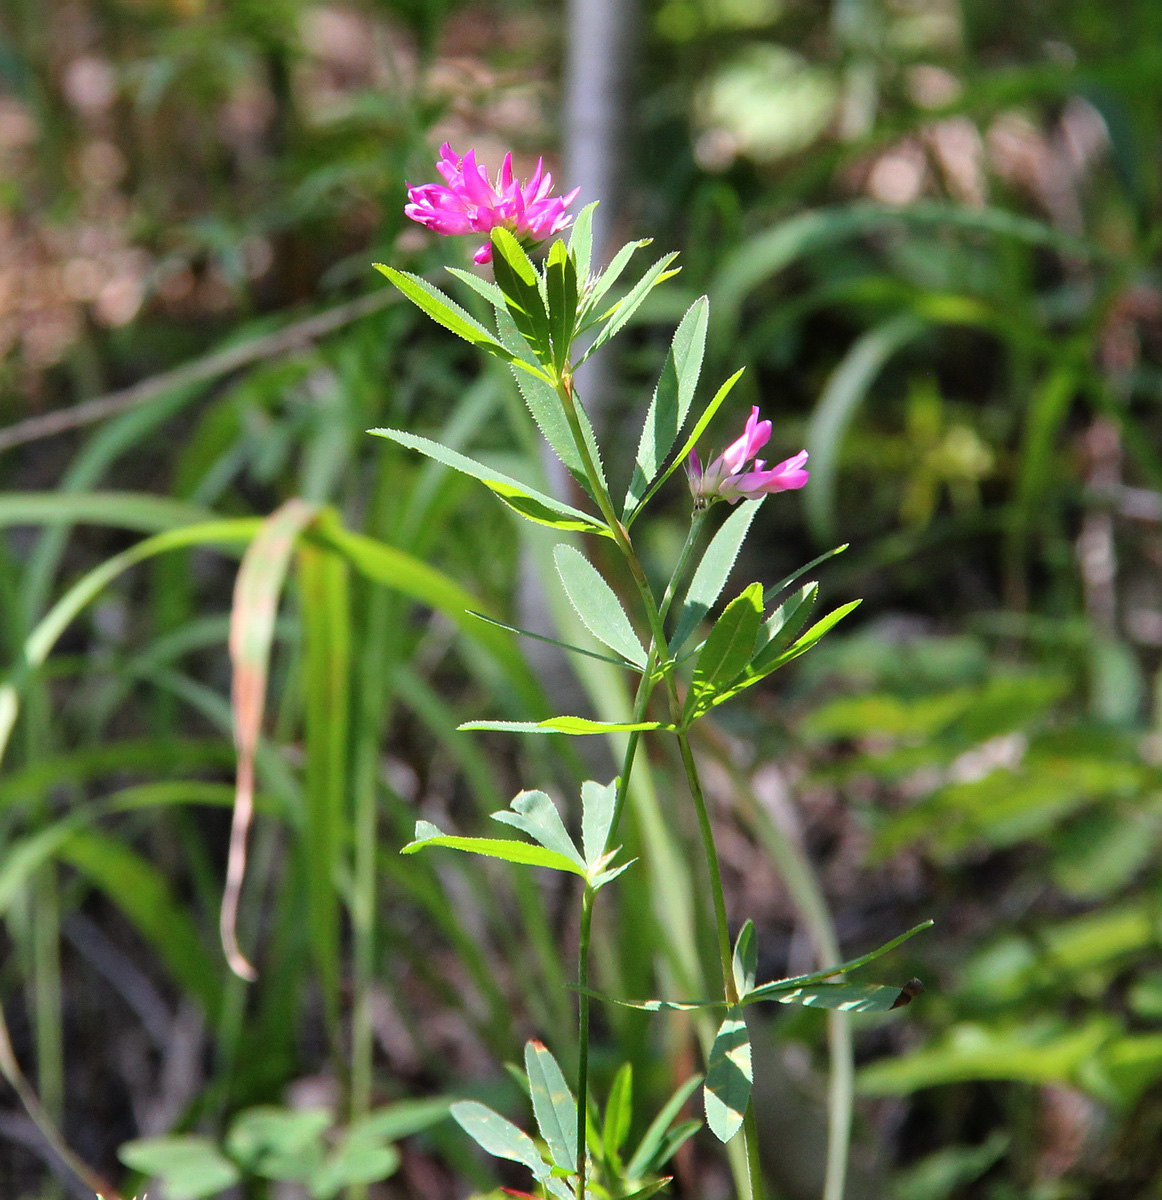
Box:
(576, 885, 595, 1193)
(676, 730, 764, 1200)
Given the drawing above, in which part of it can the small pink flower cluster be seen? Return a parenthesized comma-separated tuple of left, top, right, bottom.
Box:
(405, 143, 580, 264)
(688, 407, 809, 505)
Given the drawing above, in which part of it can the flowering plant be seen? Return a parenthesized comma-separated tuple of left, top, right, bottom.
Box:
(376, 146, 929, 1200)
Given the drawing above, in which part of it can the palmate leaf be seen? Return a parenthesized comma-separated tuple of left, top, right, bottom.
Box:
(704, 1008, 752, 1144)
(581, 778, 618, 867)
(368, 428, 608, 536)
(491, 790, 585, 869)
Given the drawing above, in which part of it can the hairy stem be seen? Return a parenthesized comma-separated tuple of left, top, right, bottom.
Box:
(576, 885, 595, 1191)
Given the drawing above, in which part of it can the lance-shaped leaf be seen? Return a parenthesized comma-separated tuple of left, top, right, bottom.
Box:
(623, 297, 710, 519)
(496, 308, 606, 501)
(545, 240, 579, 371)
(525, 1041, 578, 1172)
(763, 543, 848, 606)
(369, 428, 608, 537)
(768, 979, 924, 1012)
(467, 610, 629, 668)
(670, 499, 764, 653)
(704, 598, 863, 712)
(732, 921, 757, 998)
(685, 583, 764, 721)
(581, 778, 618, 866)
(625, 1073, 702, 1179)
(402, 820, 587, 878)
(374, 266, 518, 364)
(581, 238, 652, 324)
(554, 544, 648, 668)
(744, 921, 934, 1000)
(577, 921, 934, 1011)
(704, 1008, 752, 1144)
(450, 1101, 546, 1178)
(491, 790, 584, 869)
(579, 253, 681, 363)
(490, 228, 553, 365)
(569, 202, 598, 281)
(602, 1063, 633, 1166)
(750, 582, 819, 670)
(459, 716, 668, 735)
(627, 368, 746, 524)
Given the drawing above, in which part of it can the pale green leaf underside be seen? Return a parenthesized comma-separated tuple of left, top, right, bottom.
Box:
(459, 717, 669, 735)
(402, 821, 587, 878)
(554, 544, 647, 668)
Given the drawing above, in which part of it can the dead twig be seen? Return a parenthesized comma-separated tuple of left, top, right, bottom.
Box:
(0, 288, 398, 454)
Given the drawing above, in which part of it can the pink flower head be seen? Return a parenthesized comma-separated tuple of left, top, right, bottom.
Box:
(404, 143, 580, 264)
(688, 407, 809, 506)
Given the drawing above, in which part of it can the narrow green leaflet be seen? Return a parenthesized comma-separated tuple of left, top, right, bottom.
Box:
(685, 583, 764, 721)
(581, 777, 619, 866)
(744, 921, 934, 1000)
(572, 987, 717, 1013)
(450, 1101, 546, 1178)
(579, 253, 681, 364)
(401, 820, 587, 878)
(625, 1074, 703, 1179)
(627, 368, 746, 525)
(466, 609, 629, 667)
(525, 1041, 578, 1172)
(446, 266, 507, 310)
(622, 297, 710, 519)
(706, 598, 861, 712)
(602, 1063, 633, 1163)
(703, 1008, 752, 1144)
(490, 228, 553, 365)
(459, 716, 668, 735)
(368, 428, 607, 536)
(763, 543, 848, 606)
(491, 789, 584, 869)
(670, 499, 764, 653)
(750, 583, 819, 669)
(545, 239, 579, 372)
(495, 307, 607, 500)
(768, 980, 923, 1013)
(554, 544, 647, 668)
(732, 921, 757, 998)
(569, 202, 598, 280)
(581, 238, 652, 323)
(752, 599, 863, 676)
(373, 265, 516, 361)
(624, 297, 705, 518)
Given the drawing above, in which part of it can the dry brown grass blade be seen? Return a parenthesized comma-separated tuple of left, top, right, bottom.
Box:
(221, 498, 321, 980)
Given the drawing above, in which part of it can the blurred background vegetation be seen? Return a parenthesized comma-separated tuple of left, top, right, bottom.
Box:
(3, 0, 1162, 1197)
